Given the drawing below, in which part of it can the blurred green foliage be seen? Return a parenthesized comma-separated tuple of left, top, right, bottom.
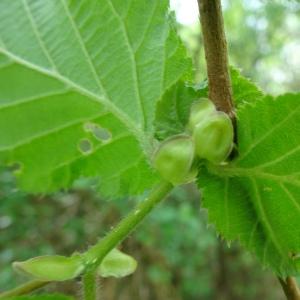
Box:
(0, 172, 289, 299)
(1, 0, 300, 299)
(179, 0, 300, 94)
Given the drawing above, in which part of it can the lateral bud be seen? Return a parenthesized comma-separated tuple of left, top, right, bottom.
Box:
(153, 134, 197, 185)
(187, 98, 216, 132)
(193, 111, 234, 163)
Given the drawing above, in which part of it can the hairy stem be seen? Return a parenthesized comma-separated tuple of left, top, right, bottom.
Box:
(0, 280, 49, 299)
(278, 276, 300, 300)
(84, 180, 173, 269)
(0, 181, 172, 298)
(83, 271, 97, 300)
(197, 0, 235, 118)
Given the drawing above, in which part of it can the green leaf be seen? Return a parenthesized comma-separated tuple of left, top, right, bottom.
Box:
(155, 81, 204, 140)
(194, 67, 263, 107)
(98, 248, 137, 278)
(230, 67, 264, 107)
(0, 0, 192, 195)
(8, 295, 74, 300)
(199, 93, 300, 275)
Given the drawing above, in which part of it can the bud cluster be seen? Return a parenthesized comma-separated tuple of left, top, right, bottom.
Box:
(153, 98, 234, 185)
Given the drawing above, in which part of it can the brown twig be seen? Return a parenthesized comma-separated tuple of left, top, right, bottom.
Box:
(197, 2, 300, 300)
(278, 276, 300, 300)
(197, 0, 235, 119)
(0, 280, 49, 299)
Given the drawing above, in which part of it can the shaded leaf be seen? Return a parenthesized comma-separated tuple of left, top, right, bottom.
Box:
(154, 68, 262, 140)
(199, 93, 300, 275)
(155, 81, 204, 140)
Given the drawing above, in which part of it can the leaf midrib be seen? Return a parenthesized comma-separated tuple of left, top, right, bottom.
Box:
(216, 166, 300, 187)
(45, 133, 132, 174)
(0, 47, 145, 145)
(237, 100, 300, 163)
(0, 111, 109, 152)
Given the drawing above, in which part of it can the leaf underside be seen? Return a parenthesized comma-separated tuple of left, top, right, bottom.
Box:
(200, 93, 300, 275)
(0, 0, 192, 195)
(155, 81, 203, 140)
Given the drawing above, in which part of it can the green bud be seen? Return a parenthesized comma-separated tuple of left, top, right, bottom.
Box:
(187, 98, 216, 132)
(13, 254, 84, 281)
(193, 112, 234, 163)
(153, 134, 196, 185)
(98, 248, 137, 278)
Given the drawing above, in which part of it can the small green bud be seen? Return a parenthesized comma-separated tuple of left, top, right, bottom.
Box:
(98, 248, 137, 278)
(193, 112, 234, 163)
(153, 134, 196, 185)
(187, 98, 216, 132)
(13, 254, 84, 281)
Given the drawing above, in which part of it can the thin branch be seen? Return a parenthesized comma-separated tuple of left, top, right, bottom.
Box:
(84, 180, 173, 269)
(0, 280, 49, 299)
(278, 276, 300, 300)
(197, 0, 235, 119)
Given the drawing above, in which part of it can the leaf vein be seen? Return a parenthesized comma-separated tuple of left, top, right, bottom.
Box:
(238, 104, 300, 162)
(0, 48, 142, 142)
(253, 144, 300, 170)
(22, 0, 58, 71)
(0, 112, 109, 152)
(224, 178, 229, 233)
(50, 133, 132, 173)
(0, 88, 70, 110)
(280, 183, 300, 214)
(251, 178, 286, 258)
(59, 0, 104, 94)
(106, 0, 146, 129)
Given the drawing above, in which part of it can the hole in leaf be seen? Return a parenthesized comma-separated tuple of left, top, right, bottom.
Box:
(8, 162, 23, 173)
(83, 122, 112, 142)
(78, 139, 93, 155)
(92, 126, 112, 142)
(83, 122, 94, 132)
